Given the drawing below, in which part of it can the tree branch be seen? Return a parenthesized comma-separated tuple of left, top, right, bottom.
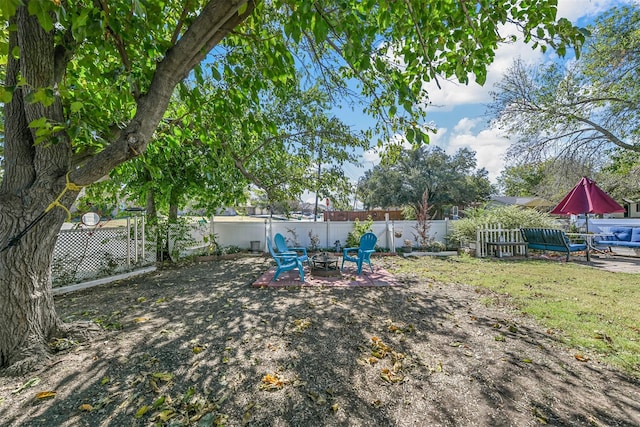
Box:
(70, 0, 256, 186)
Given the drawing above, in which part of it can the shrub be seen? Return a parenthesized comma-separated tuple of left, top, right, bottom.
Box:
(450, 205, 559, 244)
(346, 217, 374, 247)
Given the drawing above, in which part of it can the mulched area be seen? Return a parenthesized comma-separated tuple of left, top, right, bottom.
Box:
(1, 256, 639, 426)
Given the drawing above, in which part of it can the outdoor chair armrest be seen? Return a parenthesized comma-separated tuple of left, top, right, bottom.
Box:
(287, 246, 308, 255)
(278, 250, 297, 256)
(272, 253, 297, 262)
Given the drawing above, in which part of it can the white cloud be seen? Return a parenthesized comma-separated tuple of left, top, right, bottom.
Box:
(362, 132, 414, 166)
(357, 0, 628, 184)
(434, 118, 511, 183)
(557, 0, 631, 21)
(420, 0, 631, 111)
(421, 22, 546, 111)
(362, 147, 381, 165)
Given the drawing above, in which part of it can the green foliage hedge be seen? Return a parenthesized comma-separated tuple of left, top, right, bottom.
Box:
(450, 205, 559, 244)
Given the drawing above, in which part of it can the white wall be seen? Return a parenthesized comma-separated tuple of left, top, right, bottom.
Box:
(573, 218, 640, 233)
(189, 218, 454, 252)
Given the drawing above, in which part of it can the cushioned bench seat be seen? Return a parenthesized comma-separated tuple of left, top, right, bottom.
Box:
(520, 228, 587, 261)
(593, 227, 640, 248)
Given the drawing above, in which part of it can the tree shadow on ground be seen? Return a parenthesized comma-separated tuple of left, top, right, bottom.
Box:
(1, 257, 639, 426)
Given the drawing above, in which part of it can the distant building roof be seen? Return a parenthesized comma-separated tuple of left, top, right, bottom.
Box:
(489, 196, 555, 209)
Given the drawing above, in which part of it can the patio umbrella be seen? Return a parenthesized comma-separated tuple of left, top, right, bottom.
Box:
(550, 176, 625, 232)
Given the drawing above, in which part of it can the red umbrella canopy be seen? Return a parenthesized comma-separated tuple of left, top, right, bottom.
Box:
(551, 177, 625, 215)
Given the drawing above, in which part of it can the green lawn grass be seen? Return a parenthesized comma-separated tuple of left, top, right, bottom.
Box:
(391, 255, 640, 376)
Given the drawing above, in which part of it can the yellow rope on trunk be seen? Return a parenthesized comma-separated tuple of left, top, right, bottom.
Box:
(45, 172, 83, 221)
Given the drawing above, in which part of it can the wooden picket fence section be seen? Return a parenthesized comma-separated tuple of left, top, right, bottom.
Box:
(475, 224, 526, 258)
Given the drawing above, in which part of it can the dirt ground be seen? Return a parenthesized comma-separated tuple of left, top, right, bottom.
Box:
(1, 256, 640, 426)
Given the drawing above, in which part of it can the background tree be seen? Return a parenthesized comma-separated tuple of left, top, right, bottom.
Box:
(597, 148, 640, 202)
(84, 84, 363, 222)
(358, 146, 493, 218)
(0, 0, 586, 373)
(497, 158, 595, 202)
(490, 5, 640, 167)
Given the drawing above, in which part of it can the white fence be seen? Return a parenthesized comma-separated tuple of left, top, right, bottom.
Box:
(53, 216, 154, 287)
(52, 216, 456, 287)
(474, 224, 526, 258)
(177, 217, 455, 255)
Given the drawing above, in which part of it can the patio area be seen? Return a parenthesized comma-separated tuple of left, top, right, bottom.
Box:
(578, 254, 640, 273)
(252, 265, 403, 287)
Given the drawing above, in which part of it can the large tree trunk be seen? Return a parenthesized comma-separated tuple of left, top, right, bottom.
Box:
(0, 8, 74, 374)
(0, 209, 66, 373)
(0, 0, 254, 374)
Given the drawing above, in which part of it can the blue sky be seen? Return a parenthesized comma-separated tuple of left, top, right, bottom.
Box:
(338, 0, 637, 186)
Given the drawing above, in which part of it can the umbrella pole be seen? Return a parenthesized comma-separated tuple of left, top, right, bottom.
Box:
(585, 214, 591, 262)
(585, 214, 588, 233)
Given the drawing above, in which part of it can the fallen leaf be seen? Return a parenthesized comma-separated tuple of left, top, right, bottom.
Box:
(79, 403, 94, 412)
(152, 396, 165, 408)
(36, 391, 57, 400)
(307, 391, 326, 404)
(135, 405, 149, 418)
(260, 373, 284, 390)
(575, 354, 590, 362)
(331, 403, 340, 412)
(152, 372, 173, 381)
(494, 335, 506, 342)
(12, 377, 41, 394)
(153, 409, 175, 422)
(100, 376, 110, 385)
(532, 407, 549, 424)
(192, 346, 203, 354)
(133, 317, 149, 323)
(380, 368, 404, 383)
(521, 358, 533, 364)
(593, 332, 612, 344)
(293, 319, 311, 332)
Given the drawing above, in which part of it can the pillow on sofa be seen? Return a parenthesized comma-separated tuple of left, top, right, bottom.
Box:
(610, 227, 633, 241)
(632, 228, 640, 243)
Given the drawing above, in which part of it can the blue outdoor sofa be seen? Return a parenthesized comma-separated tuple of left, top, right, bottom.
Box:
(593, 227, 640, 249)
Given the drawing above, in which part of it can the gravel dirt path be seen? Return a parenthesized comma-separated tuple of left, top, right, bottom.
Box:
(1, 256, 639, 426)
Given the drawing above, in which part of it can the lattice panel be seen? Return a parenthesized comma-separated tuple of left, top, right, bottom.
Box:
(52, 225, 155, 288)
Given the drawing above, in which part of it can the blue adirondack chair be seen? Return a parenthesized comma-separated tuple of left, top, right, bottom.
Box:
(274, 233, 309, 266)
(267, 238, 305, 282)
(341, 232, 377, 275)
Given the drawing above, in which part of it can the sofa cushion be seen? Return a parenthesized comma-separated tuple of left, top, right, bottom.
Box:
(632, 228, 640, 243)
(610, 227, 633, 241)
